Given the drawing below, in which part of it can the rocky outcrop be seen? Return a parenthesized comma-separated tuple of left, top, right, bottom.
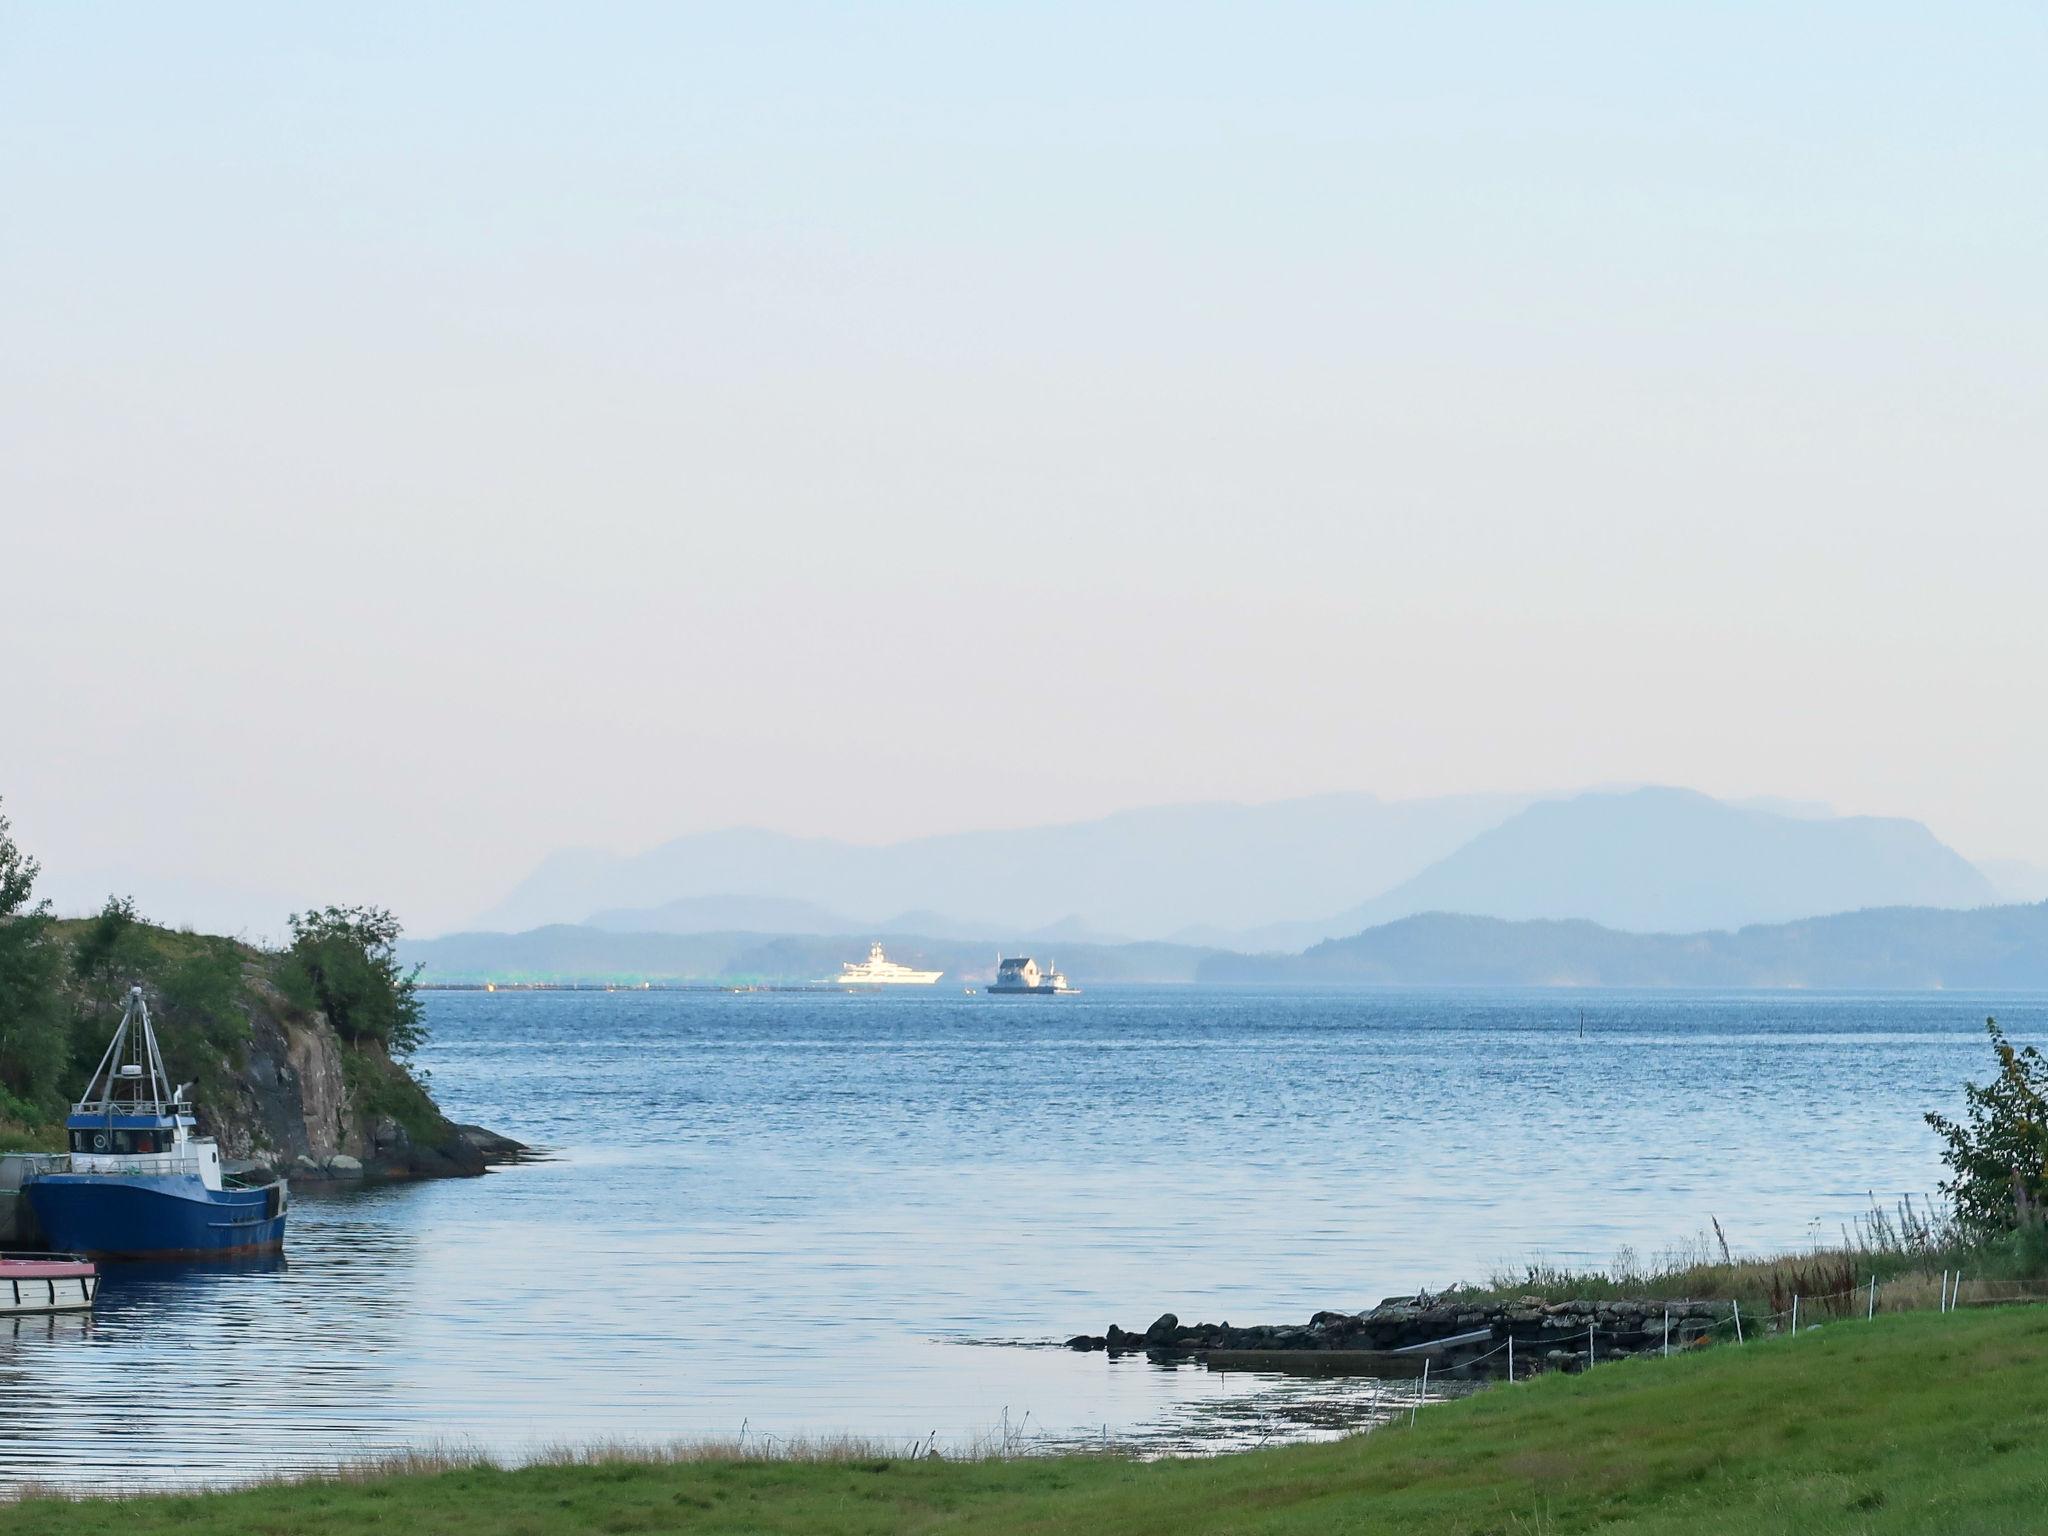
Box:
(1068, 1295, 1741, 1375)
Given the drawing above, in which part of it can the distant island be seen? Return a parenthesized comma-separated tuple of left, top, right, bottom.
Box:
(400, 899, 2048, 991)
(1199, 902, 2048, 990)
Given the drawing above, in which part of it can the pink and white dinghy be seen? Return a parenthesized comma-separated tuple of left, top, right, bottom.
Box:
(1, 1253, 99, 1315)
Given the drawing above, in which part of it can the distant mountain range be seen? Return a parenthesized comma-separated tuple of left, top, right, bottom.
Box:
(467, 785, 2010, 949)
(1250, 786, 1998, 946)
(584, 894, 1125, 945)
(472, 792, 1531, 940)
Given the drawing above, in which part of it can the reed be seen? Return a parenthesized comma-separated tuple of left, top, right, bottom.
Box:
(1466, 1195, 2035, 1316)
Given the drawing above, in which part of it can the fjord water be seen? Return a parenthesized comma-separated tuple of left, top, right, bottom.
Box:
(2, 987, 2038, 1489)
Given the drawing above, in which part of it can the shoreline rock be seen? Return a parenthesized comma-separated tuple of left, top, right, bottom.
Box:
(1069, 1295, 1740, 1374)
(268, 1124, 532, 1185)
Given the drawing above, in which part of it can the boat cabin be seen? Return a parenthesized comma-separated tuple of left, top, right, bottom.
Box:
(994, 957, 1043, 989)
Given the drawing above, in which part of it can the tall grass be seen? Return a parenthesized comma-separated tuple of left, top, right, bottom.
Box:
(1461, 1195, 2045, 1314)
(0, 1436, 999, 1507)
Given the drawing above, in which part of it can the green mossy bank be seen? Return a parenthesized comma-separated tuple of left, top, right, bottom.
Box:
(8, 1307, 2045, 1535)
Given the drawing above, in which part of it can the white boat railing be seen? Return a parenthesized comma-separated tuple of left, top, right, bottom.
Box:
(52, 1156, 207, 1179)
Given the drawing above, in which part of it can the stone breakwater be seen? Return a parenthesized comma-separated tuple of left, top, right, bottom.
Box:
(1067, 1296, 1737, 1375)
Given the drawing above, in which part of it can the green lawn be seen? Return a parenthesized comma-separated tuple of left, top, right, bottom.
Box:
(7, 1307, 2047, 1535)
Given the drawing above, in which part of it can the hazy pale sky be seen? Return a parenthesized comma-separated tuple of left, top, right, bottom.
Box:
(3, 2, 2044, 936)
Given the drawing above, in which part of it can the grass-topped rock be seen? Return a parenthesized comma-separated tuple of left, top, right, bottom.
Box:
(0, 801, 517, 1180)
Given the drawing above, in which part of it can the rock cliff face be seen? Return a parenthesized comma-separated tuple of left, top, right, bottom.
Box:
(103, 962, 516, 1183)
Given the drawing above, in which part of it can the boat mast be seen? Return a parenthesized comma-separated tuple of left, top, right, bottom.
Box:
(78, 986, 176, 1117)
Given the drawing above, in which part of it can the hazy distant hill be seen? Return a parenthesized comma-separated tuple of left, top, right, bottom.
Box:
(1202, 903, 2048, 989)
(585, 895, 1132, 946)
(468, 793, 1530, 940)
(402, 927, 1214, 986)
(1296, 787, 1999, 938)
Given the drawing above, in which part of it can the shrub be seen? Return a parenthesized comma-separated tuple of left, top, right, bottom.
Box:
(281, 905, 426, 1058)
(1925, 1017, 2048, 1238)
(157, 936, 252, 1105)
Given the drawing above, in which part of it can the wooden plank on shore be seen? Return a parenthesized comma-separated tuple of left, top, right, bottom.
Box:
(1387, 1327, 1495, 1355)
(1203, 1329, 1497, 1376)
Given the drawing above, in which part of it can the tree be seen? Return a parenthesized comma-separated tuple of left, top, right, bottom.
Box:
(281, 905, 426, 1058)
(71, 893, 146, 988)
(1925, 1017, 2048, 1236)
(0, 799, 65, 1120)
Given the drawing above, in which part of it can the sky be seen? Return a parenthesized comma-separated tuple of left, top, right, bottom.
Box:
(2, 2, 2044, 938)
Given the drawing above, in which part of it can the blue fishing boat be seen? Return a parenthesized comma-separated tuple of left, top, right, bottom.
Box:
(25, 986, 287, 1260)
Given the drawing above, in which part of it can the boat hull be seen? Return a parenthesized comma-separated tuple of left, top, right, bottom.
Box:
(24, 1174, 286, 1261)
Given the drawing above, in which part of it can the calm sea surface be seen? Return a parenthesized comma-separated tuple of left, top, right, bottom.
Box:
(3, 986, 2041, 1489)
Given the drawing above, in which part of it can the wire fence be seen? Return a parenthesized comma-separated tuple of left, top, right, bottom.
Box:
(1402, 1270, 2048, 1422)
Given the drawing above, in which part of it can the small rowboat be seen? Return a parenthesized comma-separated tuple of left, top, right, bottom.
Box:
(1, 1253, 99, 1314)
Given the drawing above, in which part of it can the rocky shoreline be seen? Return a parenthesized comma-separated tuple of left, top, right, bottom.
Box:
(1068, 1294, 1743, 1375)
(257, 1122, 532, 1185)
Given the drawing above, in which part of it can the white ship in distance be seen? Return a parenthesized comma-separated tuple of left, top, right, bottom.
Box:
(824, 942, 943, 987)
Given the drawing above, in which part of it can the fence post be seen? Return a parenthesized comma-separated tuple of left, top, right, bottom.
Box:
(1791, 1294, 1799, 1335)
(1867, 1276, 1876, 1320)
(1733, 1300, 1743, 1344)
(1662, 1308, 1670, 1358)
(1587, 1320, 1595, 1370)
(1412, 1358, 1429, 1426)
(1507, 1334, 1514, 1383)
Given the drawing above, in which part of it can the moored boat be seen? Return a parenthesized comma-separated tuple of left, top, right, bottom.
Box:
(820, 942, 944, 987)
(0, 1253, 98, 1314)
(986, 956, 1080, 995)
(24, 986, 288, 1261)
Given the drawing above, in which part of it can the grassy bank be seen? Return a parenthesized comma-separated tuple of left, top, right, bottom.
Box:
(9, 1305, 2048, 1534)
